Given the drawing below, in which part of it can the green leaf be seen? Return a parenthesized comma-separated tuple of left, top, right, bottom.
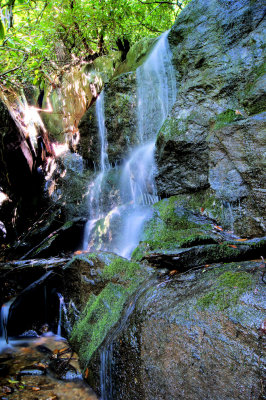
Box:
(0, 20, 5, 40)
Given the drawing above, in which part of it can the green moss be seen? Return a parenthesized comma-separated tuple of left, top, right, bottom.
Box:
(70, 255, 147, 368)
(87, 252, 98, 260)
(70, 283, 131, 366)
(33, 234, 58, 255)
(102, 258, 142, 281)
(131, 245, 146, 262)
(197, 271, 253, 310)
(159, 117, 186, 141)
(214, 109, 244, 130)
(138, 196, 214, 252)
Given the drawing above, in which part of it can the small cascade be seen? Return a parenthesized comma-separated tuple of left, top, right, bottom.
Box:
(97, 91, 109, 172)
(57, 293, 71, 337)
(0, 298, 14, 351)
(83, 91, 110, 249)
(136, 30, 176, 142)
(83, 30, 176, 258)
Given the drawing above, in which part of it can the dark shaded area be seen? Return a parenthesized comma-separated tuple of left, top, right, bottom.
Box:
(116, 38, 130, 61)
(0, 99, 52, 243)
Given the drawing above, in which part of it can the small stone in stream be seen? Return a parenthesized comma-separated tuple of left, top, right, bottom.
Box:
(40, 324, 49, 333)
(18, 368, 46, 376)
(2, 386, 13, 394)
(61, 370, 82, 380)
(20, 330, 39, 338)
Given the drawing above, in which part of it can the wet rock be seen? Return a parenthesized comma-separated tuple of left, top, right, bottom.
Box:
(0, 98, 46, 241)
(65, 252, 154, 391)
(155, 0, 266, 237)
(20, 330, 39, 338)
(110, 261, 266, 400)
(114, 37, 157, 76)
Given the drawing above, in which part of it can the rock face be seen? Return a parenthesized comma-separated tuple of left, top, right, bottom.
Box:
(79, 72, 138, 167)
(41, 52, 122, 145)
(0, 94, 52, 241)
(109, 262, 266, 400)
(155, 0, 266, 237)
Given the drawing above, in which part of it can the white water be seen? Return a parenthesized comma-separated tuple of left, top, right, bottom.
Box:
(83, 30, 176, 258)
(56, 293, 71, 337)
(97, 91, 109, 172)
(0, 299, 14, 352)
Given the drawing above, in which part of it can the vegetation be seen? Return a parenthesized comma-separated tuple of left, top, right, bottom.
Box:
(0, 0, 191, 87)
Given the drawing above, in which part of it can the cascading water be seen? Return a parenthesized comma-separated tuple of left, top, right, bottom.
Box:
(56, 293, 71, 337)
(83, 30, 176, 259)
(83, 90, 110, 250)
(0, 298, 14, 352)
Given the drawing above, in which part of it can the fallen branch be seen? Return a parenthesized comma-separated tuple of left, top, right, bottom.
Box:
(141, 237, 266, 271)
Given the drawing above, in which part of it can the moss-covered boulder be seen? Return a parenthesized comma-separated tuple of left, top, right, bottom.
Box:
(63, 252, 154, 392)
(107, 261, 266, 399)
(155, 0, 266, 237)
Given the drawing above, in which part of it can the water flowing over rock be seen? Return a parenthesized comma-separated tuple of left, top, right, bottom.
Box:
(82, 31, 176, 258)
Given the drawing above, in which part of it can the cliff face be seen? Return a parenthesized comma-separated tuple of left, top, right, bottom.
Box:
(155, 0, 266, 237)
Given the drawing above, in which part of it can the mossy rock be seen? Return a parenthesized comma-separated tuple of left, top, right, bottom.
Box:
(197, 270, 254, 310)
(114, 37, 157, 76)
(69, 253, 152, 370)
(213, 109, 244, 130)
(132, 194, 219, 259)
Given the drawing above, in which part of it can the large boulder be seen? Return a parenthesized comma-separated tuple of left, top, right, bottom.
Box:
(64, 253, 154, 393)
(155, 0, 266, 237)
(108, 261, 266, 400)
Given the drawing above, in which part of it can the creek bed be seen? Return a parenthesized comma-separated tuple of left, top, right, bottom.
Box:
(0, 334, 98, 400)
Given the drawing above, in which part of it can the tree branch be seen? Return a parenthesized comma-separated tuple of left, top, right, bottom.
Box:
(0, 53, 28, 78)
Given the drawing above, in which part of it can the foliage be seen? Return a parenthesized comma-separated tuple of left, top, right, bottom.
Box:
(0, 0, 191, 86)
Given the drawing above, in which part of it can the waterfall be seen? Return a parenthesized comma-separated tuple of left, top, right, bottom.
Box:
(137, 30, 176, 142)
(83, 30, 176, 258)
(97, 91, 109, 172)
